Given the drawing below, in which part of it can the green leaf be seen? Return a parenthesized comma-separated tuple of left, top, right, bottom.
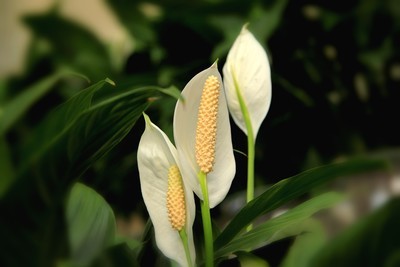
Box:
(210, 0, 288, 60)
(249, 0, 289, 42)
(215, 192, 343, 258)
(156, 85, 182, 101)
(210, 16, 246, 60)
(273, 73, 314, 107)
(236, 251, 270, 267)
(55, 260, 77, 267)
(0, 71, 64, 136)
(0, 80, 161, 266)
(90, 243, 140, 267)
(214, 158, 388, 251)
(0, 136, 14, 197)
(279, 219, 327, 267)
(310, 197, 400, 267)
(105, 0, 157, 50)
(17, 78, 113, 178)
(24, 12, 112, 80)
(66, 182, 116, 266)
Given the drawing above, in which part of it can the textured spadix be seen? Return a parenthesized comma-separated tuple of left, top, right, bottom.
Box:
(167, 164, 186, 231)
(174, 62, 236, 208)
(195, 75, 220, 174)
(223, 24, 272, 139)
(137, 114, 195, 267)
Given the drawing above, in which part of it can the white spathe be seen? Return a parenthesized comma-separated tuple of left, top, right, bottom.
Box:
(174, 62, 236, 208)
(223, 24, 272, 139)
(137, 114, 196, 267)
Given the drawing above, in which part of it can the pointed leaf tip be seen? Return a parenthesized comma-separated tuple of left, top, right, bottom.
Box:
(105, 78, 116, 86)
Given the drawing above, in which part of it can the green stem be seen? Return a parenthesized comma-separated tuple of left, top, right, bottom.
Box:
(179, 228, 193, 267)
(198, 171, 214, 267)
(245, 131, 255, 232)
(246, 130, 255, 203)
(232, 69, 255, 231)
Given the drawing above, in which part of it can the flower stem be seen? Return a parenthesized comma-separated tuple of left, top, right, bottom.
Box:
(179, 228, 193, 267)
(232, 69, 255, 231)
(245, 129, 255, 232)
(198, 171, 214, 267)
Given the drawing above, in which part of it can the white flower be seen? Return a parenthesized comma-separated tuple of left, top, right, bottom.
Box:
(174, 61, 236, 208)
(223, 24, 272, 139)
(137, 114, 196, 267)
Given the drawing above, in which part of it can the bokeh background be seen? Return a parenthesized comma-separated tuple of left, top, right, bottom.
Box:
(1, 0, 400, 266)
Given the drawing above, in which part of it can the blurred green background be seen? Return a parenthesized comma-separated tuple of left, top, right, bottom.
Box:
(1, 0, 400, 266)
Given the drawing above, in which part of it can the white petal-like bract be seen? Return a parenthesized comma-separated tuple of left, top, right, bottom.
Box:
(137, 114, 196, 267)
(223, 24, 272, 139)
(174, 62, 236, 208)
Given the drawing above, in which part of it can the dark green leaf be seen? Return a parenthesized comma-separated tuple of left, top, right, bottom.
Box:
(0, 71, 64, 136)
(66, 182, 116, 266)
(24, 12, 112, 80)
(0, 80, 160, 267)
(17, 78, 112, 176)
(215, 192, 343, 258)
(236, 251, 270, 267)
(210, 16, 245, 60)
(156, 85, 182, 101)
(214, 158, 388, 251)
(279, 219, 327, 267)
(0, 136, 14, 197)
(310, 197, 400, 267)
(249, 0, 289, 42)
(105, 0, 157, 50)
(273, 73, 314, 107)
(90, 243, 140, 267)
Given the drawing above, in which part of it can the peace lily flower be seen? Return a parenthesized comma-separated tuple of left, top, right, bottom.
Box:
(222, 24, 272, 215)
(137, 114, 196, 267)
(173, 61, 236, 209)
(222, 24, 272, 139)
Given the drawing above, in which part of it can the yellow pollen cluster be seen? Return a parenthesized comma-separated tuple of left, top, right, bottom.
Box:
(195, 75, 220, 174)
(166, 165, 186, 231)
